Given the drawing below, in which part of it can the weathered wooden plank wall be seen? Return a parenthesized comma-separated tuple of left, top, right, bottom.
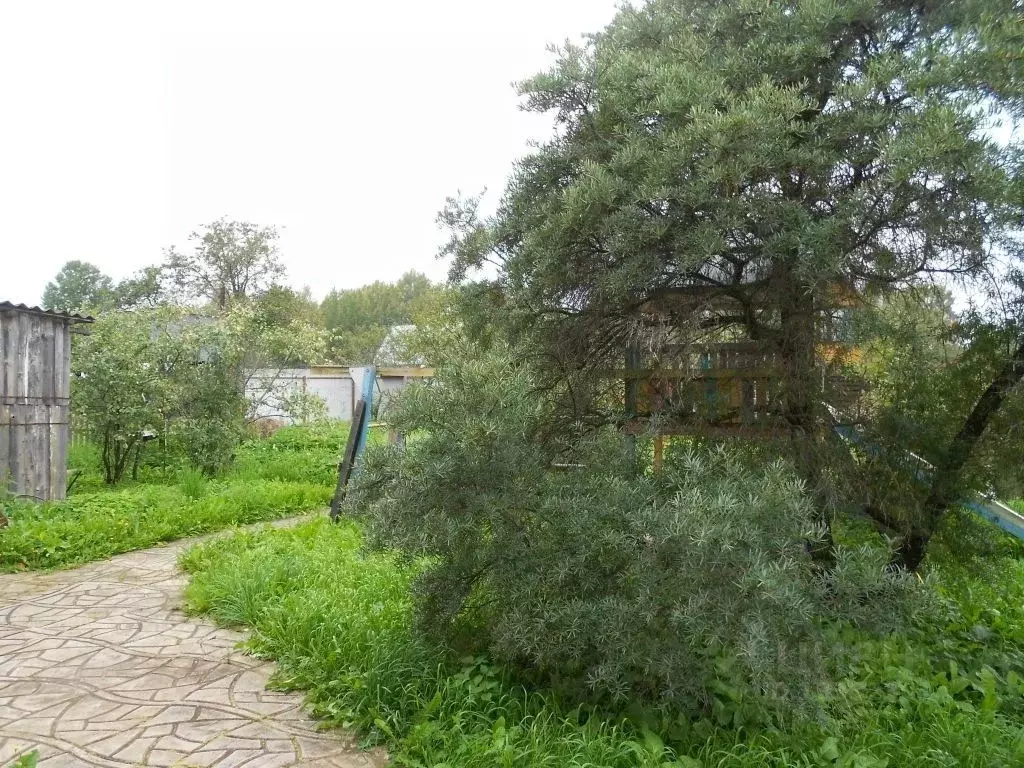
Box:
(0, 308, 72, 502)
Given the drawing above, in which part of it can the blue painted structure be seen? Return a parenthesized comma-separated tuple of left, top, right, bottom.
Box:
(829, 407, 1024, 541)
(354, 365, 376, 472)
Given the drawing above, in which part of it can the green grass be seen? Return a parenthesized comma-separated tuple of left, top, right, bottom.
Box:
(65, 422, 360, 492)
(0, 480, 331, 572)
(181, 517, 1024, 767)
(181, 518, 683, 767)
(230, 422, 383, 487)
(1, 424, 357, 571)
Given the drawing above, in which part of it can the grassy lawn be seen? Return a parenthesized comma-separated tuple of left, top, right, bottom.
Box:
(0, 424, 348, 572)
(181, 515, 1024, 767)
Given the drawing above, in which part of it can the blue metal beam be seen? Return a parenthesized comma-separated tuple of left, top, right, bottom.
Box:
(354, 366, 376, 471)
(829, 408, 1024, 542)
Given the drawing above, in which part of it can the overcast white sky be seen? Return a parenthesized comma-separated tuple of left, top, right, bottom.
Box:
(0, 1, 621, 306)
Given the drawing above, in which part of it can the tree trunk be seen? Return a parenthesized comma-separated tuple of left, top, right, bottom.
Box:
(102, 429, 114, 484)
(777, 265, 835, 567)
(131, 441, 144, 481)
(896, 338, 1024, 571)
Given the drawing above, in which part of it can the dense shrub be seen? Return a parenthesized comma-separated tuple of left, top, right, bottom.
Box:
(181, 519, 684, 767)
(347, 353, 918, 715)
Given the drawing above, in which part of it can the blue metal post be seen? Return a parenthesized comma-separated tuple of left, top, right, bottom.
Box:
(354, 366, 376, 471)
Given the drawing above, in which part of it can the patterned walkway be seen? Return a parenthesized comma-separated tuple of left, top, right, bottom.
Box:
(0, 530, 384, 768)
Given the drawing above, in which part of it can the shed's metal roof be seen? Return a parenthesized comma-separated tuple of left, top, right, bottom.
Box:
(0, 301, 94, 323)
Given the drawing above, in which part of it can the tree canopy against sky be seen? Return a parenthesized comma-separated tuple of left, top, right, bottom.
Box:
(442, 0, 1024, 567)
(163, 218, 286, 308)
(320, 270, 440, 364)
(449, 0, 1015, 377)
(41, 260, 113, 314)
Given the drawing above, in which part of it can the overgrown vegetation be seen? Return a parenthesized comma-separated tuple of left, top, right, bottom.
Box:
(0, 424, 345, 572)
(348, 350, 918, 716)
(441, 0, 1024, 570)
(72, 300, 326, 482)
(320, 270, 442, 364)
(20, 0, 1024, 765)
(0, 481, 327, 572)
(182, 517, 1024, 767)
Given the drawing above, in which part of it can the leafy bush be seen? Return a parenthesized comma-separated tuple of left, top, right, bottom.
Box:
(346, 353, 917, 715)
(0, 480, 329, 571)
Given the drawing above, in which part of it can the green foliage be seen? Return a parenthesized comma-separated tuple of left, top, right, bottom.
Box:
(5, 750, 39, 768)
(347, 349, 917, 715)
(112, 265, 165, 310)
(233, 291, 329, 425)
(232, 423, 353, 487)
(72, 308, 249, 480)
(1, 424, 346, 570)
(320, 270, 441, 363)
(41, 260, 113, 314)
(438, 0, 1024, 564)
(181, 519, 686, 767)
(181, 517, 1024, 767)
(72, 303, 327, 481)
(72, 310, 171, 483)
(163, 218, 285, 307)
(443, 0, 1017, 359)
(847, 290, 1024, 530)
(41, 261, 165, 314)
(0, 479, 329, 572)
(178, 467, 208, 501)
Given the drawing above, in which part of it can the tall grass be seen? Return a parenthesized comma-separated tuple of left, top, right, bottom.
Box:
(1, 424, 354, 571)
(181, 519, 680, 767)
(181, 518, 1024, 767)
(0, 481, 330, 572)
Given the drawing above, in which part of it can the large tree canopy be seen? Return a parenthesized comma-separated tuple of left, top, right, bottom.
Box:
(41, 260, 113, 314)
(320, 271, 440, 364)
(164, 218, 286, 308)
(443, 0, 1024, 567)
(448, 0, 1015, 360)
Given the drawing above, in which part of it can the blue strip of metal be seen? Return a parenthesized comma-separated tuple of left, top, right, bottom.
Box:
(354, 366, 376, 472)
(831, 419, 1024, 542)
(964, 499, 1024, 541)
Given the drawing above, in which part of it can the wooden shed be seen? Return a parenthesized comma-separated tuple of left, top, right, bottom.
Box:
(0, 302, 93, 501)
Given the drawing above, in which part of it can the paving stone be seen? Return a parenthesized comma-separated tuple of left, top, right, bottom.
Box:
(0, 521, 381, 767)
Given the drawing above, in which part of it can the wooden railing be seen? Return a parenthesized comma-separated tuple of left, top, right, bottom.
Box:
(623, 342, 861, 436)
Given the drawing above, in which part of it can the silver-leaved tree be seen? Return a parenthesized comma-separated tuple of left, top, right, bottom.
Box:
(441, 0, 1024, 570)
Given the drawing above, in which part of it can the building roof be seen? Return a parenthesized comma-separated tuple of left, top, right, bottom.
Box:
(0, 301, 94, 323)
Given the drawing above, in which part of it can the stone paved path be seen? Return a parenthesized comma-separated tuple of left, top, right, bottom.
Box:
(0, 530, 385, 768)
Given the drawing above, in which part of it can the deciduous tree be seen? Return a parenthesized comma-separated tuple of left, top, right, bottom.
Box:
(41, 261, 113, 314)
(164, 218, 285, 308)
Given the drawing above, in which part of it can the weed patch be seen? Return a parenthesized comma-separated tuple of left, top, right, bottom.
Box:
(181, 518, 1024, 767)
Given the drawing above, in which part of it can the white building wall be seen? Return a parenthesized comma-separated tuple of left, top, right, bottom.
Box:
(246, 368, 355, 423)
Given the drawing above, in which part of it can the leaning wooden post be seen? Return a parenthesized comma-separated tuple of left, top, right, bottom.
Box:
(330, 366, 376, 520)
(330, 399, 365, 521)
